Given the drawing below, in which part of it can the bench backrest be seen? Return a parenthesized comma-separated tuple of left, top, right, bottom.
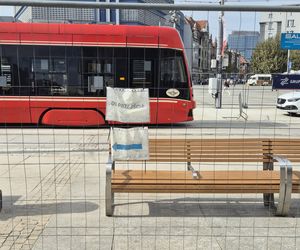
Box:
(268, 139, 300, 162)
(148, 138, 300, 163)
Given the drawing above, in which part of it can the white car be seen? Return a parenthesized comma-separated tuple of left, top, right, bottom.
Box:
(277, 91, 300, 115)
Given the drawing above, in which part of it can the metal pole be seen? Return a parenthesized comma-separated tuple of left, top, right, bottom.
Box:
(2, 1, 300, 12)
(96, 0, 100, 23)
(215, 0, 224, 109)
(287, 49, 291, 73)
(106, 0, 110, 22)
(116, 0, 119, 25)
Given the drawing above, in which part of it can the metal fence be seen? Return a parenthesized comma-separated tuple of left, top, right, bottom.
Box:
(1, 1, 300, 249)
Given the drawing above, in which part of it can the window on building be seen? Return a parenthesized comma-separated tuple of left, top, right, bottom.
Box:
(268, 13, 273, 19)
(287, 20, 295, 28)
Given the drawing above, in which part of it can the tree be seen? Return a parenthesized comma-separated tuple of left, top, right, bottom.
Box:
(251, 36, 287, 73)
(290, 50, 300, 71)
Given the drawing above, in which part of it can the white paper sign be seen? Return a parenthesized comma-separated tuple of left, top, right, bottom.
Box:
(106, 87, 150, 123)
(111, 127, 149, 160)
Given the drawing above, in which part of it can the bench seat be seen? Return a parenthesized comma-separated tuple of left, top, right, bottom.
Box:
(112, 170, 300, 193)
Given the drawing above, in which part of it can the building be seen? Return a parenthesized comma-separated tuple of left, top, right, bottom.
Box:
(223, 49, 250, 75)
(14, 5, 98, 24)
(183, 18, 193, 72)
(184, 17, 213, 83)
(227, 31, 260, 61)
(14, 0, 182, 31)
(260, 7, 300, 41)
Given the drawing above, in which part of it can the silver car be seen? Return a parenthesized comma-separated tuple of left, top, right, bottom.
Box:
(277, 91, 300, 115)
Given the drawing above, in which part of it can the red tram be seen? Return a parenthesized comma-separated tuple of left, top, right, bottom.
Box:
(0, 22, 195, 126)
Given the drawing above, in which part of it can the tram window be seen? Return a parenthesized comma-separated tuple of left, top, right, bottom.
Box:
(18, 45, 34, 95)
(82, 47, 97, 58)
(19, 45, 34, 58)
(50, 74, 67, 96)
(50, 46, 66, 57)
(67, 57, 83, 96)
(114, 48, 127, 58)
(160, 51, 188, 88)
(103, 60, 112, 74)
(34, 73, 51, 96)
(99, 47, 114, 58)
(32, 59, 49, 73)
(66, 46, 81, 57)
(18, 56, 32, 95)
(83, 58, 100, 74)
(0, 46, 19, 95)
(2, 45, 17, 58)
(131, 59, 153, 88)
(52, 59, 66, 73)
(158, 49, 189, 100)
(35, 46, 49, 57)
(114, 58, 128, 88)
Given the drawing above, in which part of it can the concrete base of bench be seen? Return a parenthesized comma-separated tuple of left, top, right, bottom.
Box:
(106, 156, 296, 217)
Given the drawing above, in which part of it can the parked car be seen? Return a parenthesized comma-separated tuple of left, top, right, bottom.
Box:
(277, 91, 300, 115)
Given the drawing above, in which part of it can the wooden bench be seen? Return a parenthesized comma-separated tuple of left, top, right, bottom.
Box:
(106, 138, 300, 216)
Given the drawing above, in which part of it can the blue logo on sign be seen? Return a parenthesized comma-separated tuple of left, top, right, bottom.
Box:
(280, 77, 289, 86)
(112, 143, 143, 150)
(273, 74, 300, 89)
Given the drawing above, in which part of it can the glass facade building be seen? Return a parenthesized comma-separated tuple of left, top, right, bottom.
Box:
(227, 31, 260, 61)
(14, 0, 179, 29)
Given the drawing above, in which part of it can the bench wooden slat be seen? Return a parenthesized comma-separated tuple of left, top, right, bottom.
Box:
(150, 152, 263, 159)
(112, 170, 295, 180)
(112, 187, 284, 193)
(111, 170, 300, 194)
(149, 158, 268, 162)
(150, 142, 263, 146)
(149, 146, 264, 150)
(150, 139, 266, 143)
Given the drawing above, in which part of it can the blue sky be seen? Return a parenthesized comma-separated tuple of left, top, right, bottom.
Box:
(181, 0, 300, 38)
(0, 0, 299, 39)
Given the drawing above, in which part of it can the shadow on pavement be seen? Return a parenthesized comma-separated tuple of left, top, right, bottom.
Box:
(152, 120, 288, 129)
(0, 196, 98, 220)
(114, 197, 300, 217)
(0, 120, 288, 130)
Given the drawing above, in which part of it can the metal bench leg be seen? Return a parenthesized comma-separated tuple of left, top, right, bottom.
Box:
(276, 160, 286, 215)
(263, 162, 274, 207)
(281, 159, 292, 216)
(106, 156, 114, 216)
(271, 156, 293, 216)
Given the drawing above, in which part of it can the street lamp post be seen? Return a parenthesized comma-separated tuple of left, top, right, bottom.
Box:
(215, 0, 224, 109)
(287, 49, 291, 73)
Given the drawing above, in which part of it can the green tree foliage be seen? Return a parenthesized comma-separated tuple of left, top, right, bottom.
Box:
(290, 50, 300, 71)
(251, 36, 287, 73)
